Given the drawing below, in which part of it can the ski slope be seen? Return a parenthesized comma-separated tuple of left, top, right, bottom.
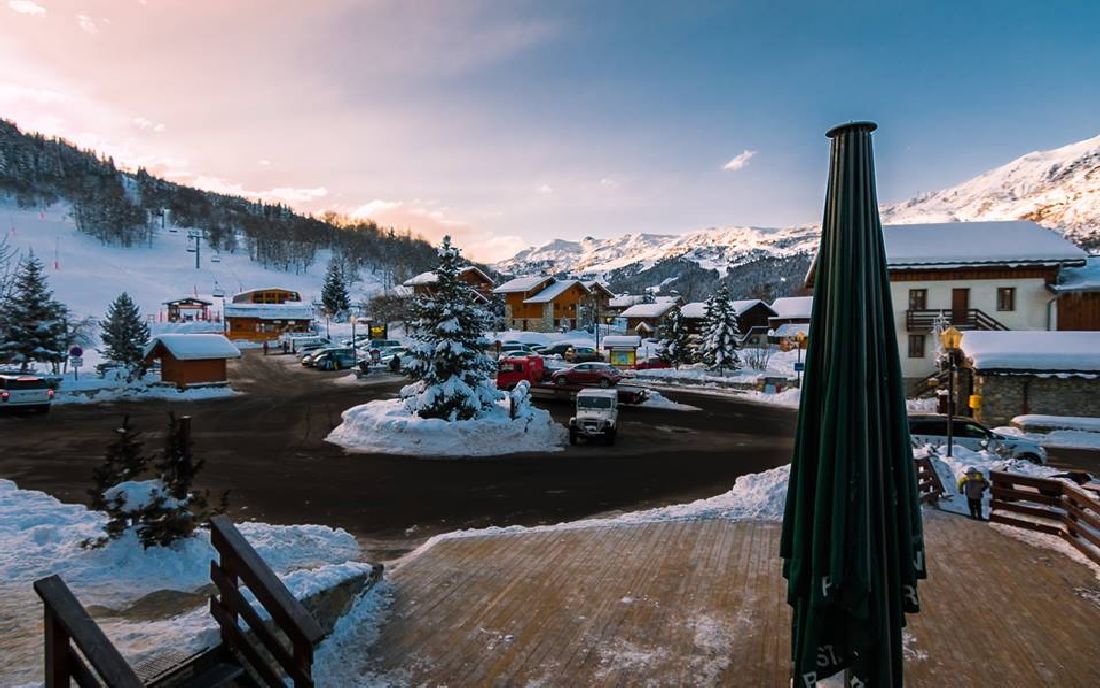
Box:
(1, 201, 383, 327)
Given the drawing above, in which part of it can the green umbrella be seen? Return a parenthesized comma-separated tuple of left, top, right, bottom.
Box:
(780, 121, 926, 687)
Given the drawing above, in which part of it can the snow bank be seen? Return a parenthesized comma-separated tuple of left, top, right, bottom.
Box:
(313, 581, 397, 686)
(1011, 414, 1100, 432)
(994, 425, 1100, 451)
(0, 479, 360, 606)
(327, 397, 568, 457)
(55, 384, 238, 405)
(638, 391, 700, 411)
(737, 387, 802, 408)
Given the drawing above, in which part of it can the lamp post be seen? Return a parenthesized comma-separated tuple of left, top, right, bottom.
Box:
(350, 314, 358, 354)
(939, 325, 963, 458)
(212, 283, 226, 335)
(794, 331, 807, 387)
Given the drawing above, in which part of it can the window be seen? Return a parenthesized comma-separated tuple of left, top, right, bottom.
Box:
(907, 334, 926, 358)
(955, 421, 990, 438)
(996, 287, 1016, 311)
(908, 289, 927, 310)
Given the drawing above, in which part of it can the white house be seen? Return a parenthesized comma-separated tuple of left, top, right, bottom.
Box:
(882, 221, 1089, 381)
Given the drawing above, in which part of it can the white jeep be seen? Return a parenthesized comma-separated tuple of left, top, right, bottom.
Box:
(569, 388, 619, 446)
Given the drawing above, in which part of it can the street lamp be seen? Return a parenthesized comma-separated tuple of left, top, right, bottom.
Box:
(350, 314, 358, 353)
(939, 325, 963, 457)
(794, 331, 807, 387)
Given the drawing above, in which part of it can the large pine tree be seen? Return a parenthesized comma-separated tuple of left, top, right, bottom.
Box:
(100, 292, 150, 367)
(401, 236, 500, 421)
(321, 257, 351, 317)
(0, 252, 67, 373)
(701, 284, 742, 374)
(659, 305, 694, 367)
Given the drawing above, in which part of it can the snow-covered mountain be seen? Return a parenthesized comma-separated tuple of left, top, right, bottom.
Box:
(498, 132, 1100, 279)
(495, 225, 820, 278)
(881, 133, 1100, 248)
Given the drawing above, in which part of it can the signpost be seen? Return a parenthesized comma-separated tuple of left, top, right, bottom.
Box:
(68, 346, 83, 381)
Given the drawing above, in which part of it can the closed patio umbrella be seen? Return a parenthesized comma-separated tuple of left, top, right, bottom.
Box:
(779, 121, 926, 686)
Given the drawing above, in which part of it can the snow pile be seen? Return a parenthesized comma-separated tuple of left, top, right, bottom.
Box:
(144, 334, 241, 360)
(960, 331, 1100, 372)
(313, 581, 398, 686)
(1011, 414, 1100, 432)
(882, 221, 1086, 267)
(0, 478, 361, 607)
(638, 391, 700, 411)
(104, 479, 179, 511)
(327, 396, 568, 457)
(738, 387, 803, 408)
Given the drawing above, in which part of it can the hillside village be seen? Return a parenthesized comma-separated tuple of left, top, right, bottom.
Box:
(3, 4, 1100, 686)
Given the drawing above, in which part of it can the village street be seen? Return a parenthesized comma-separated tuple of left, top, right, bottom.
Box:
(0, 351, 805, 555)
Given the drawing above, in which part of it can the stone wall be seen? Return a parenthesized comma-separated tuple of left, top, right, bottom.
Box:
(972, 373, 1100, 427)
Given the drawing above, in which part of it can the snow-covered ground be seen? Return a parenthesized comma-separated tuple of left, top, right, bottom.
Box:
(327, 396, 568, 457)
(994, 425, 1100, 451)
(0, 478, 369, 685)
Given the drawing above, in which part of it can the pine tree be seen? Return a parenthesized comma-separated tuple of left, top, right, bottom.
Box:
(658, 305, 693, 367)
(701, 285, 742, 374)
(321, 257, 350, 317)
(99, 292, 150, 367)
(0, 252, 67, 373)
(401, 236, 500, 421)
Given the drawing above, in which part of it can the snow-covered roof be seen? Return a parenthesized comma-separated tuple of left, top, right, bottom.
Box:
(492, 275, 553, 294)
(883, 221, 1087, 268)
(770, 323, 810, 338)
(769, 296, 813, 320)
(144, 334, 241, 361)
(609, 294, 647, 308)
(403, 265, 493, 287)
(601, 335, 642, 349)
(731, 299, 772, 315)
(232, 288, 302, 303)
(1051, 256, 1100, 293)
(224, 303, 315, 321)
(653, 295, 681, 304)
(524, 280, 588, 304)
(619, 302, 677, 319)
(164, 296, 212, 306)
(583, 280, 613, 295)
(681, 299, 776, 320)
(961, 331, 1100, 372)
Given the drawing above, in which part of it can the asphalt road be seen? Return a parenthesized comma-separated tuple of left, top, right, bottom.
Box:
(0, 352, 797, 555)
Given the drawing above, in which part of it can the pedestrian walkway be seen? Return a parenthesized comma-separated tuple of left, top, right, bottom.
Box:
(367, 510, 1100, 686)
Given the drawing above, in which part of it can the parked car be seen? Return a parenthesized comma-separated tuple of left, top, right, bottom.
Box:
(497, 343, 539, 359)
(551, 362, 622, 388)
(282, 335, 330, 354)
(534, 342, 575, 357)
(569, 388, 619, 446)
(341, 333, 371, 347)
(565, 346, 603, 363)
(0, 374, 54, 413)
(908, 414, 1047, 464)
(368, 338, 401, 350)
(311, 349, 358, 371)
(301, 346, 351, 367)
(378, 346, 408, 364)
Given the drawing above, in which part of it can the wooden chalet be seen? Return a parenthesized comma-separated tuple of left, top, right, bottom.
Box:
(164, 297, 212, 323)
(143, 334, 240, 389)
(493, 275, 555, 331)
(618, 302, 678, 335)
(680, 299, 777, 346)
(403, 266, 495, 301)
(225, 288, 314, 342)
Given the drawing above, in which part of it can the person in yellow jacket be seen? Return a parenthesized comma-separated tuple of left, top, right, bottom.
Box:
(958, 467, 990, 520)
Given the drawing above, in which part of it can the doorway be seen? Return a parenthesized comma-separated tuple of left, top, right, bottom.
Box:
(952, 288, 970, 324)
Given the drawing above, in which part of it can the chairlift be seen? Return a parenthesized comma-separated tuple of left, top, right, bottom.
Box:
(186, 248, 196, 253)
(168, 228, 179, 234)
(211, 253, 222, 263)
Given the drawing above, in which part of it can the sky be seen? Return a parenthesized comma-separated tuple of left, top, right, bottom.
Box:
(3, 1, 1100, 262)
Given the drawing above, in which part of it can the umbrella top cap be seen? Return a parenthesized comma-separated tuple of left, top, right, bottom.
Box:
(826, 120, 878, 139)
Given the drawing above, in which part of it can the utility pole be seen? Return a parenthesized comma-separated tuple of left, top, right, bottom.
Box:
(186, 230, 202, 269)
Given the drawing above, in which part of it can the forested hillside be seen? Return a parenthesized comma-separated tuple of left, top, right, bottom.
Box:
(0, 119, 443, 288)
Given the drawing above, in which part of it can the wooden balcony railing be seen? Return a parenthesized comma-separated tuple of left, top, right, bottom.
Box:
(906, 308, 1009, 333)
(33, 575, 144, 688)
(989, 471, 1100, 566)
(209, 515, 325, 687)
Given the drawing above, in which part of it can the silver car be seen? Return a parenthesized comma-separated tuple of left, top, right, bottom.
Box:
(908, 414, 1047, 464)
(0, 375, 54, 413)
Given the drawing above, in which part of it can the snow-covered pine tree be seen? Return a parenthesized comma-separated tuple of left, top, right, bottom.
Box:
(0, 252, 67, 373)
(83, 415, 151, 547)
(701, 284, 741, 374)
(659, 305, 693, 367)
(401, 236, 501, 421)
(321, 257, 351, 317)
(100, 292, 150, 367)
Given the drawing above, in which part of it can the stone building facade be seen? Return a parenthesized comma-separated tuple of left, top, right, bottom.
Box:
(967, 373, 1100, 428)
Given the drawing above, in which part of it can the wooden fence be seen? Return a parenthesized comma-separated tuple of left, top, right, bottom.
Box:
(914, 456, 946, 504)
(209, 515, 325, 687)
(33, 575, 144, 688)
(989, 470, 1100, 566)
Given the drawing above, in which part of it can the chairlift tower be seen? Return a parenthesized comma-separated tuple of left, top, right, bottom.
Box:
(186, 230, 202, 269)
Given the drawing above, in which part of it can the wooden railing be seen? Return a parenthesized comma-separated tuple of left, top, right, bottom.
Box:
(33, 575, 144, 688)
(209, 515, 325, 687)
(914, 457, 946, 504)
(989, 471, 1100, 566)
(906, 308, 1009, 333)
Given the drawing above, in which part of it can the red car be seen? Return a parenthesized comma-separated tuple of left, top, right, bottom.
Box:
(551, 362, 623, 388)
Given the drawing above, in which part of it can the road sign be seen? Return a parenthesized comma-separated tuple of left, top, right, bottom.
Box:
(69, 346, 83, 357)
(794, 362, 805, 372)
(70, 357, 83, 367)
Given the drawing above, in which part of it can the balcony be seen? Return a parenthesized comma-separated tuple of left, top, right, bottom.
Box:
(906, 308, 1009, 333)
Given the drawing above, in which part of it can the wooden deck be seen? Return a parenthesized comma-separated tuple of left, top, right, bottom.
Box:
(369, 511, 1100, 686)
